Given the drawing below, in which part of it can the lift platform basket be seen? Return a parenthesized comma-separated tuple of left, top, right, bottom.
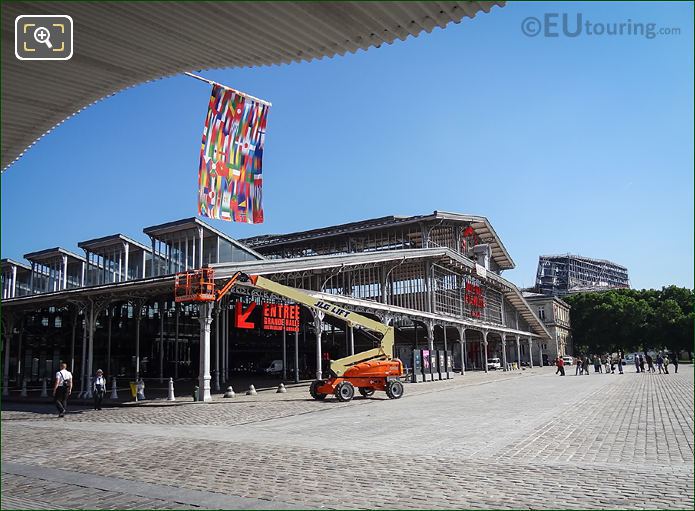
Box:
(174, 269, 216, 303)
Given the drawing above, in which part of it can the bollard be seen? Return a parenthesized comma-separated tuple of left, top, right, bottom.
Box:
(110, 377, 119, 399)
(192, 386, 199, 401)
(167, 378, 176, 401)
(223, 386, 235, 398)
(20, 380, 27, 397)
(40, 378, 48, 398)
(276, 383, 287, 394)
(246, 384, 257, 396)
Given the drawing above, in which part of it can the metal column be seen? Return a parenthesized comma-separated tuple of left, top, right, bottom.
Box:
(214, 305, 220, 391)
(501, 334, 508, 371)
(106, 308, 112, 377)
(174, 303, 180, 379)
(282, 329, 287, 381)
(294, 330, 299, 384)
(516, 335, 521, 369)
(483, 330, 489, 374)
(198, 302, 212, 402)
(314, 311, 324, 381)
(159, 301, 165, 383)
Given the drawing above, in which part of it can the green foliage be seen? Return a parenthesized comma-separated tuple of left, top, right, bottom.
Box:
(562, 287, 694, 357)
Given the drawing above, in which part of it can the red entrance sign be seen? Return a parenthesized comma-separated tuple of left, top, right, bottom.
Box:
(234, 301, 299, 332)
(262, 303, 300, 332)
(234, 301, 256, 329)
(465, 283, 485, 318)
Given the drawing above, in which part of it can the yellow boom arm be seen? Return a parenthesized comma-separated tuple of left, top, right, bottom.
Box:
(219, 272, 395, 377)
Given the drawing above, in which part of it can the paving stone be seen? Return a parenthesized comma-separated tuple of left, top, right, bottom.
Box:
(2, 367, 692, 509)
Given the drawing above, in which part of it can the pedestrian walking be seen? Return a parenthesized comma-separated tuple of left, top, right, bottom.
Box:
(603, 356, 610, 374)
(593, 355, 601, 373)
(52, 362, 73, 418)
(93, 369, 106, 410)
(663, 355, 670, 375)
(583, 356, 590, 376)
(617, 356, 624, 374)
(645, 354, 655, 373)
(555, 356, 565, 376)
(576, 356, 582, 376)
(634, 356, 641, 373)
(656, 354, 664, 374)
(639, 354, 645, 373)
(673, 356, 679, 374)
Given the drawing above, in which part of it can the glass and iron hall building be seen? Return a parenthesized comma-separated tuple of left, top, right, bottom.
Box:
(1, 211, 551, 394)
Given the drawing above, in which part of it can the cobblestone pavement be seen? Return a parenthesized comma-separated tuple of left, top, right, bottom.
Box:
(2, 367, 693, 509)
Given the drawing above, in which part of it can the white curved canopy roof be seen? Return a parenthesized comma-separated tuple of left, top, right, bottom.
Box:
(1, 1, 504, 170)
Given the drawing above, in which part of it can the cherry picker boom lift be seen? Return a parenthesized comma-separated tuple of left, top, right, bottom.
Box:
(174, 268, 405, 402)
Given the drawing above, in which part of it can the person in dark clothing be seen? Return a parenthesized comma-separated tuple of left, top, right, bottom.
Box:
(639, 354, 645, 373)
(645, 354, 655, 373)
(583, 357, 590, 375)
(673, 356, 679, 374)
(93, 369, 106, 410)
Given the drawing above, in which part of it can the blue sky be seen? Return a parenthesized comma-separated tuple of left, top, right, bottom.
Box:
(2, 1, 693, 290)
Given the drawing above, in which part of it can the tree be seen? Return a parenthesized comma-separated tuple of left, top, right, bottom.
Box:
(562, 287, 694, 357)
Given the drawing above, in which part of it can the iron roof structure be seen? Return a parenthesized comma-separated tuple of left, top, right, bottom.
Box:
(240, 211, 515, 270)
(1, 1, 504, 170)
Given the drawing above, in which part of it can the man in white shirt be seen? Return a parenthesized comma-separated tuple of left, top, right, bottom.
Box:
(53, 362, 73, 417)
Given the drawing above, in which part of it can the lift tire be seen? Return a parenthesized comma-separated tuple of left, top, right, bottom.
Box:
(358, 387, 375, 398)
(334, 381, 355, 402)
(310, 380, 327, 401)
(386, 380, 404, 399)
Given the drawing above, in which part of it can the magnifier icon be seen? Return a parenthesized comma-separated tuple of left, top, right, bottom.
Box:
(34, 26, 53, 49)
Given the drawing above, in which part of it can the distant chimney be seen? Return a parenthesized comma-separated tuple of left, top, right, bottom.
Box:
(473, 244, 491, 270)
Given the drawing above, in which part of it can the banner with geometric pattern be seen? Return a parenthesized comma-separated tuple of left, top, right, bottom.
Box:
(197, 84, 269, 223)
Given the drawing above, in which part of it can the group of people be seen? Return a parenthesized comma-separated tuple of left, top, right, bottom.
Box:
(634, 353, 678, 374)
(52, 362, 107, 417)
(553, 351, 679, 378)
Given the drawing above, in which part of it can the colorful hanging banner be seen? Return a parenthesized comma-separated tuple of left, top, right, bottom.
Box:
(197, 84, 269, 223)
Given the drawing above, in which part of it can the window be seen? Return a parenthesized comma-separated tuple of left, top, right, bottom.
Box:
(538, 307, 545, 320)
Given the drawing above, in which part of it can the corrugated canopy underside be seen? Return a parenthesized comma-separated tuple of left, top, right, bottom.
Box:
(1, 1, 504, 170)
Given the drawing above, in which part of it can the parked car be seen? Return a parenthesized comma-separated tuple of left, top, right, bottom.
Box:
(487, 357, 501, 370)
(562, 356, 573, 366)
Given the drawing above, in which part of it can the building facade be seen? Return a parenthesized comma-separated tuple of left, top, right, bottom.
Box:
(1, 211, 550, 400)
(535, 254, 629, 296)
(522, 292, 572, 360)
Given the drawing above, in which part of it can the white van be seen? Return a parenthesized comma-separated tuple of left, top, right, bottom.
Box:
(487, 357, 501, 370)
(264, 360, 283, 375)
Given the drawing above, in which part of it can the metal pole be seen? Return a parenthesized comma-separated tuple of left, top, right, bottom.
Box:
(294, 329, 299, 383)
(80, 316, 87, 395)
(483, 330, 489, 374)
(135, 313, 141, 379)
(528, 338, 534, 367)
(198, 302, 212, 401)
(174, 303, 180, 379)
(349, 324, 354, 355)
(70, 311, 77, 374)
(159, 301, 164, 383)
(107, 308, 112, 378)
(516, 335, 521, 369)
(2, 316, 13, 395)
(314, 313, 323, 381)
(214, 305, 220, 391)
(282, 329, 287, 381)
(501, 335, 508, 371)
